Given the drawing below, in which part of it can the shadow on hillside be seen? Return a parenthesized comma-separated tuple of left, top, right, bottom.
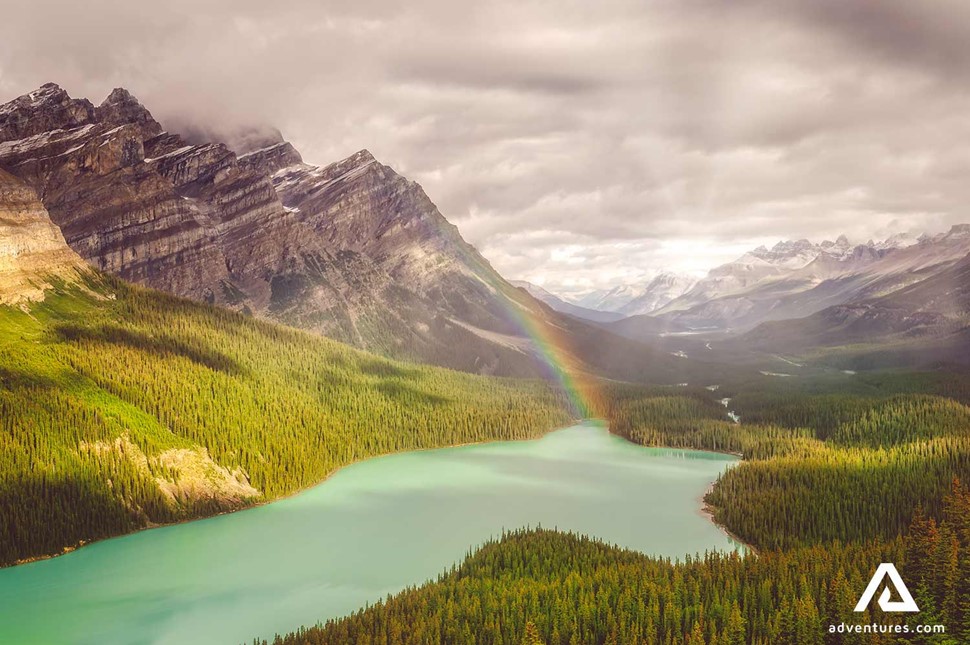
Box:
(54, 324, 244, 375)
(0, 366, 58, 390)
(358, 357, 425, 380)
(373, 380, 452, 406)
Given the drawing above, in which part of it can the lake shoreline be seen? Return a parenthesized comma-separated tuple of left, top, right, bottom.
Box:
(8, 418, 747, 569)
(8, 418, 585, 569)
(700, 492, 757, 555)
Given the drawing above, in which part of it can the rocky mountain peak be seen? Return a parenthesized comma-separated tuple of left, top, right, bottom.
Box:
(745, 238, 822, 269)
(0, 83, 96, 142)
(97, 87, 163, 140)
(785, 238, 814, 251)
(349, 149, 376, 164)
(102, 87, 137, 105)
(616, 271, 697, 316)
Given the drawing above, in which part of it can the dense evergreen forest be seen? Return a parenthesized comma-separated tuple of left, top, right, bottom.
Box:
(263, 481, 970, 645)
(0, 276, 573, 565)
(268, 370, 970, 644)
(604, 377, 970, 550)
(7, 271, 970, 643)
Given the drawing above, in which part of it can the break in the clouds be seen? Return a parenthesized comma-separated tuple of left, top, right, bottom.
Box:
(2, 0, 970, 296)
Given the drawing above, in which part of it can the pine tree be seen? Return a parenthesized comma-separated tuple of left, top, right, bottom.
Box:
(522, 621, 544, 645)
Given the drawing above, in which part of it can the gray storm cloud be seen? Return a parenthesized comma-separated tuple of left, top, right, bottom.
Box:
(1, 0, 969, 296)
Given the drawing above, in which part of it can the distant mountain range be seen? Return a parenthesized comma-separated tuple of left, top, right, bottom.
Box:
(618, 273, 698, 316)
(652, 233, 924, 319)
(576, 284, 647, 313)
(600, 229, 968, 345)
(560, 272, 697, 319)
(741, 243, 970, 367)
(510, 281, 625, 323)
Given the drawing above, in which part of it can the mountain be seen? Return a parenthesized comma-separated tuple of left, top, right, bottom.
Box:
(0, 83, 727, 385)
(621, 231, 970, 335)
(618, 272, 697, 316)
(0, 168, 85, 304)
(0, 154, 575, 564)
(742, 249, 970, 366)
(0, 84, 556, 376)
(655, 238, 850, 317)
(576, 284, 645, 312)
(511, 281, 625, 323)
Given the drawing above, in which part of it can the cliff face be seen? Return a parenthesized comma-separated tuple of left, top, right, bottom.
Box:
(0, 84, 551, 375)
(0, 168, 85, 304)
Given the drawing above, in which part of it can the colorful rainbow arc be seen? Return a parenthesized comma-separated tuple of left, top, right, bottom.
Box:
(409, 210, 601, 418)
(457, 266, 600, 418)
(495, 293, 597, 419)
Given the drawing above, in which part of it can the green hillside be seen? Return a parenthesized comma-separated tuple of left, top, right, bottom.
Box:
(0, 274, 572, 565)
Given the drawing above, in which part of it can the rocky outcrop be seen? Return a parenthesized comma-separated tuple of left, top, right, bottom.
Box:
(0, 168, 85, 304)
(238, 141, 303, 176)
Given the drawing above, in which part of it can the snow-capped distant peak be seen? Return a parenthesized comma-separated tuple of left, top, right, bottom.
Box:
(616, 272, 697, 316)
(576, 284, 647, 313)
(873, 231, 921, 250)
(746, 238, 823, 269)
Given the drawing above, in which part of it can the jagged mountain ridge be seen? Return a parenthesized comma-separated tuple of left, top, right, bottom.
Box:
(0, 83, 554, 375)
(573, 272, 697, 317)
(576, 284, 646, 313)
(0, 83, 720, 383)
(654, 235, 907, 317)
(608, 229, 970, 342)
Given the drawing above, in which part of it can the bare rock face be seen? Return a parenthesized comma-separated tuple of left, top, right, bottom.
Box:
(0, 84, 561, 375)
(0, 168, 85, 304)
(238, 141, 303, 176)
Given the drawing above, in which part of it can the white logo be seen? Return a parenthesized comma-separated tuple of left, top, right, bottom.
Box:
(854, 563, 919, 613)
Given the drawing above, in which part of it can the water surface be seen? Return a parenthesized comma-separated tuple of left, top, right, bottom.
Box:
(0, 422, 739, 644)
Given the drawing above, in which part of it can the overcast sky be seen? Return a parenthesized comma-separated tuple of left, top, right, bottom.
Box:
(2, 0, 969, 296)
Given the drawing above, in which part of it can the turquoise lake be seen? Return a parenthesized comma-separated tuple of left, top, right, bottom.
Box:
(0, 422, 740, 644)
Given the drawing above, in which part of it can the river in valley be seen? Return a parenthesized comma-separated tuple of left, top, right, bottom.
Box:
(0, 422, 740, 644)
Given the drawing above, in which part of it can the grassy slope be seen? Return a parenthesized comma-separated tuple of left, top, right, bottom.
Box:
(0, 274, 572, 565)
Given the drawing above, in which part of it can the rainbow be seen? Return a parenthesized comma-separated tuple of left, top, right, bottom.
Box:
(493, 292, 598, 419)
(453, 260, 602, 419)
(410, 212, 603, 419)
